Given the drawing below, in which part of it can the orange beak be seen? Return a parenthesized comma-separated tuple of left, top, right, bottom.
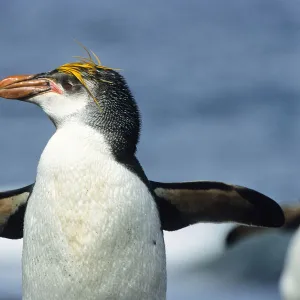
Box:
(0, 74, 61, 100)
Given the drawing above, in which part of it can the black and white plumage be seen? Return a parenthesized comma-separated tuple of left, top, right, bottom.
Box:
(0, 57, 285, 300)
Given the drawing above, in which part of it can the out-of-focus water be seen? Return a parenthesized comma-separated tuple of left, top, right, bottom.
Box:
(0, 0, 300, 299)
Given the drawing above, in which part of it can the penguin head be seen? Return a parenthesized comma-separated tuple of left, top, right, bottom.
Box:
(0, 58, 141, 157)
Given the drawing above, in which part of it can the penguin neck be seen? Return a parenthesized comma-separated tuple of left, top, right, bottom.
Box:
(36, 122, 114, 185)
(43, 120, 149, 190)
(81, 103, 140, 160)
(52, 121, 113, 157)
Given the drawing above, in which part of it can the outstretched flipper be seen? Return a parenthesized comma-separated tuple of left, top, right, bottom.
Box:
(0, 184, 33, 239)
(151, 181, 285, 231)
(0, 181, 284, 239)
(225, 206, 300, 247)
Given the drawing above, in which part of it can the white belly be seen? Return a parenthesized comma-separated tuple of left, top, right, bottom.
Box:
(22, 124, 166, 300)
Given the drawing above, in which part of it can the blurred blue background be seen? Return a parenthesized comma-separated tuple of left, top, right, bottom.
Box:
(0, 0, 300, 299)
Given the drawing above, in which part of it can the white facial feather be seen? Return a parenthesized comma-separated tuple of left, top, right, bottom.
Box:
(30, 88, 88, 124)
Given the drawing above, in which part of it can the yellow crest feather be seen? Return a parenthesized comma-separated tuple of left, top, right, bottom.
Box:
(56, 43, 118, 110)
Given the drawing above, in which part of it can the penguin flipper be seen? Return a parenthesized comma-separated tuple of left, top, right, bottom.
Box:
(225, 206, 300, 247)
(151, 181, 285, 231)
(0, 184, 33, 239)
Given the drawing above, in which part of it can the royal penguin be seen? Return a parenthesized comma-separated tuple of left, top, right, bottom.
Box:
(0, 52, 285, 300)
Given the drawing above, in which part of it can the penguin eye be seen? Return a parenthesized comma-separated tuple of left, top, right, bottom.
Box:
(61, 80, 74, 92)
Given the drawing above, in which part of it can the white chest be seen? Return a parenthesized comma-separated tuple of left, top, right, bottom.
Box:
(22, 124, 166, 300)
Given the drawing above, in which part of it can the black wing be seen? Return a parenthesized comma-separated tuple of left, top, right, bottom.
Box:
(0, 184, 33, 239)
(151, 181, 285, 231)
